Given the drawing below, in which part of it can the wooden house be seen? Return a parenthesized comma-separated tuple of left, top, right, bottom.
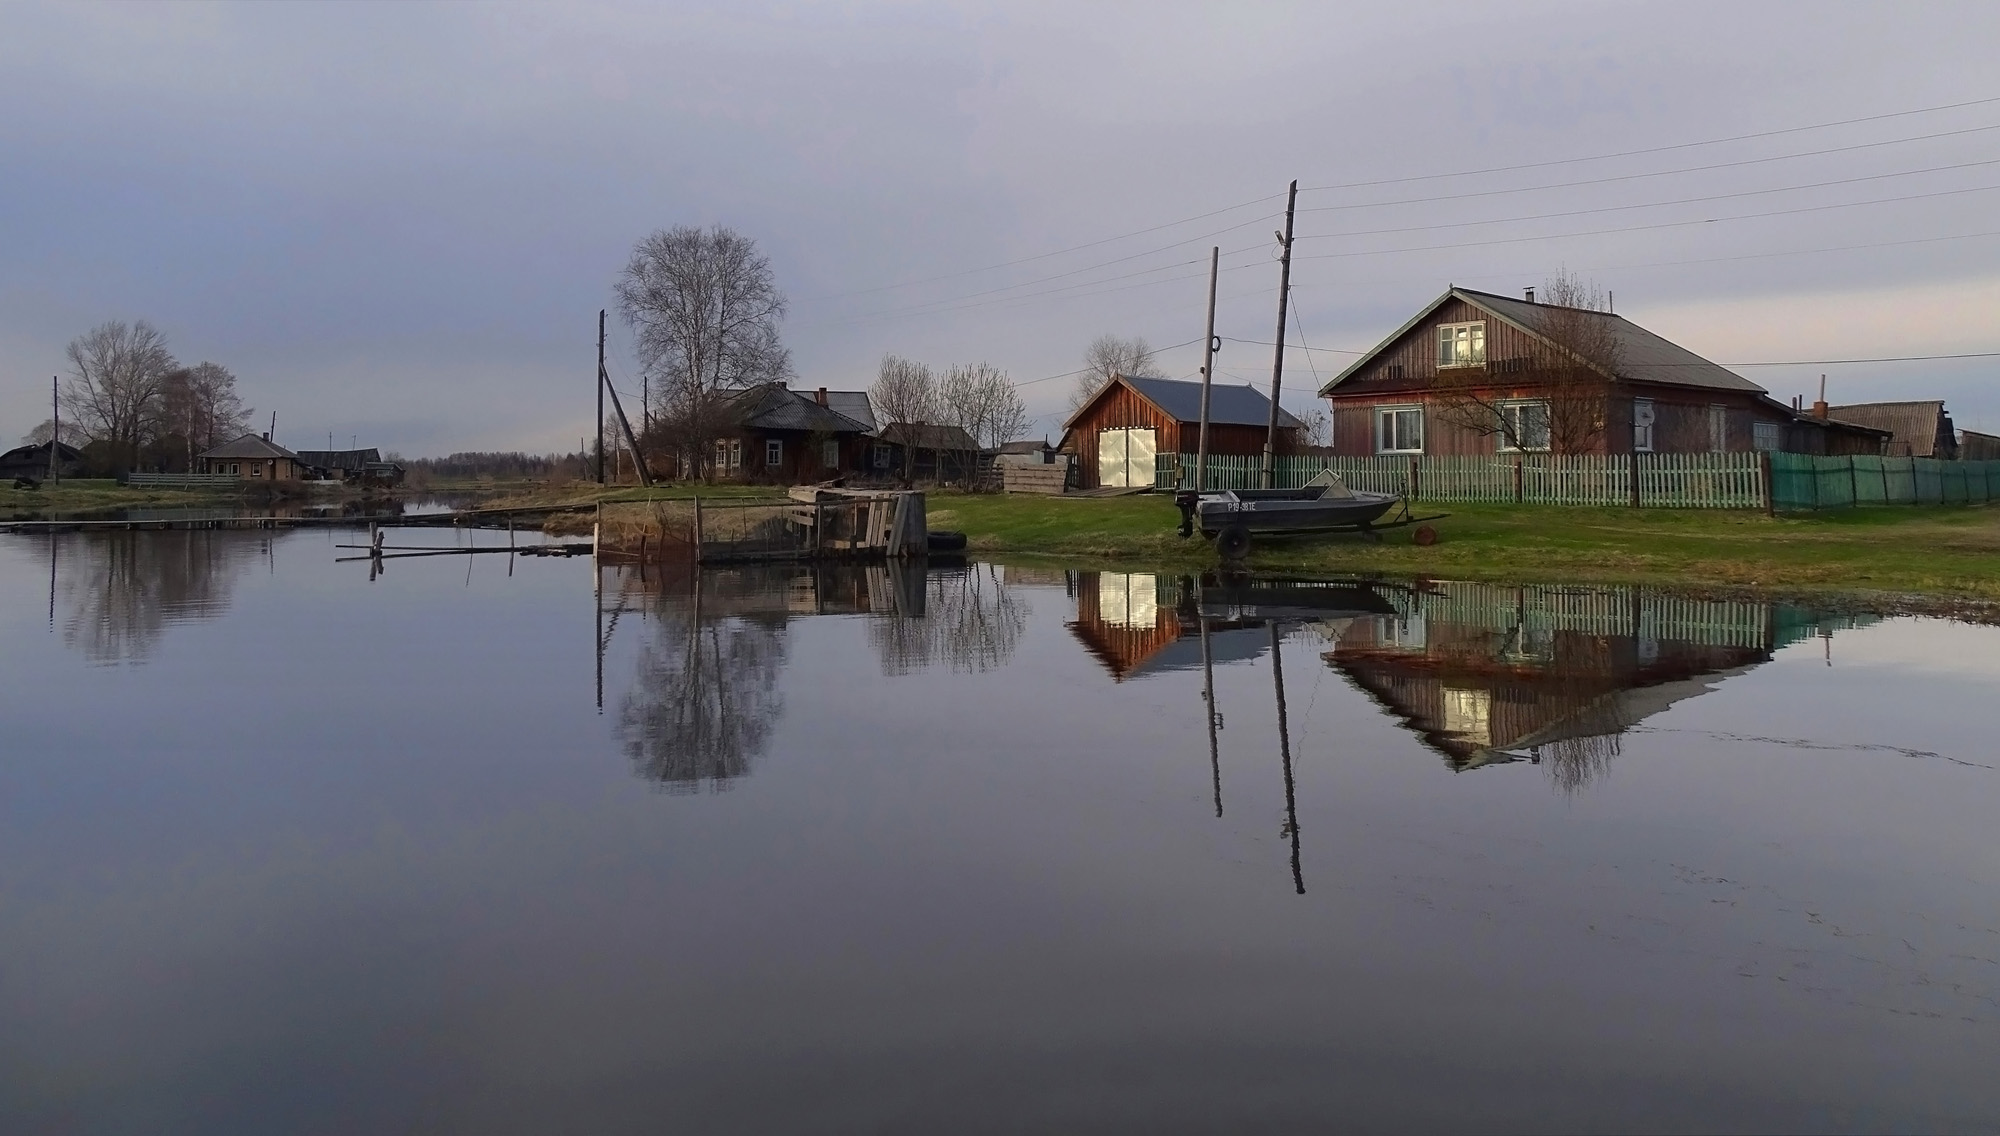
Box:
(876, 422, 982, 483)
(296, 447, 406, 486)
(1318, 286, 1863, 457)
(0, 440, 84, 483)
(1059, 375, 1302, 489)
(196, 433, 306, 480)
(1959, 429, 2000, 461)
(713, 384, 877, 483)
(1825, 400, 1958, 459)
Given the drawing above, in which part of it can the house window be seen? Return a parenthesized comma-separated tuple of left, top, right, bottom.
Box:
(765, 439, 783, 468)
(714, 440, 728, 470)
(1632, 398, 1655, 453)
(728, 440, 742, 469)
(1753, 421, 1782, 452)
(1496, 400, 1550, 451)
(230, 463, 240, 475)
(873, 444, 891, 470)
(823, 440, 840, 469)
(1374, 405, 1424, 454)
(1436, 321, 1486, 368)
(1709, 405, 1728, 453)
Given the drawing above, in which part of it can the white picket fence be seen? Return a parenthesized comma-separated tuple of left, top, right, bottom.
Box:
(1160, 452, 1768, 509)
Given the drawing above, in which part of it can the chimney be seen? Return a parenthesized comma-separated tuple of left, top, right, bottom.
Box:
(815, 387, 828, 406)
(1811, 374, 1828, 419)
(1524, 287, 1535, 303)
(263, 431, 272, 442)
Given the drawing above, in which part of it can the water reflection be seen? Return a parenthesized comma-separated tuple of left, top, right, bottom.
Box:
(604, 562, 1033, 792)
(1320, 582, 1875, 790)
(43, 530, 267, 664)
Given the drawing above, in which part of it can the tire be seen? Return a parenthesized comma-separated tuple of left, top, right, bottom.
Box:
(1216, 524, 1252, 561)
(926, 530, 968, 552)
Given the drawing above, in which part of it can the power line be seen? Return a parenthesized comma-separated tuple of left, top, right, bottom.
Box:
(1296, 94, 2000, 194)
(1727, 351, 2000, 367)
(1296, 122, 2000, 213)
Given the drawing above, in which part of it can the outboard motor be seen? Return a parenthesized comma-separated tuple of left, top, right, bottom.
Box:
(1174, 490, 1198, 539)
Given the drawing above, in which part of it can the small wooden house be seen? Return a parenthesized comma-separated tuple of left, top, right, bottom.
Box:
(0, 440, 83, 483)
(1959, 429, 2000, 461)
(197, 433, 306, 480)
(713, 384, 877, 483)
(1318, 286, 1855, 457)
(877, 422, 982, 483)
(1059, 375, 1302, 489)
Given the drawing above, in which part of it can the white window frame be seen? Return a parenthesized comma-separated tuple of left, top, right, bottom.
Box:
(1495, 399, 1551, 452)
(1436, 321, 1487, 369)
(1752, 421, 1782, 452)
(1374, 405, 1425, 455)
(765, 438, 783, 468)
(1632, 398, 1655, 453)
(1709, 405, 1728, 454)
(728, 440, 742, 469)
(872, 443, 892, 470)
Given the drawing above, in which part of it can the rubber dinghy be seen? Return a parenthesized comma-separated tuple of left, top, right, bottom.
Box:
(1174, 470, 1402, 557)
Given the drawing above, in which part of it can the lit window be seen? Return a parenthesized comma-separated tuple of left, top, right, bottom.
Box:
(765, 439, 783, 467)
(1497, 401, 1550, 451)
(1632, 399, 1655, 453)
(1375, 405, 1424, 454)
(1753, 421, 1782, 452)
(1436, 321, 1486, 368)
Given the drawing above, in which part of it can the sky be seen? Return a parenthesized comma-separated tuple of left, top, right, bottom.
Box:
(3, 0, 1997, 455)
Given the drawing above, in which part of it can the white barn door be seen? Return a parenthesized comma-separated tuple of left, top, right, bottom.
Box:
(1095, 428, 1156, 488)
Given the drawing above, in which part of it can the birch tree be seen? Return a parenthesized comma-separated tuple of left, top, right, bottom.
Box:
(61, 320, 176, 463)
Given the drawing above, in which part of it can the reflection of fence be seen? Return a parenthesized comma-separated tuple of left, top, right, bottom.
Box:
(1158, 452, 1768, 508)
(690, 490, 926, 564)
(1377, 580, 1874, 651)
(1770, 453, 2000, 510)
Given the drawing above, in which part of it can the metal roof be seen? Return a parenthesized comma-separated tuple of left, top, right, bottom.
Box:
(1320, 287, 1766, 396)
(731, 384, 873, 434)
(295, 448, 381, 468)
(198, 433, 304, 461)
(1070, 375, 1303, 430)
(1826, 401, 1953, 457)
(821, 391, 877, 434)
(879, 422, 980, 451)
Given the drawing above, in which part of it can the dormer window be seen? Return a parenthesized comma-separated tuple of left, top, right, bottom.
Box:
(1437, 321, 1486, 368)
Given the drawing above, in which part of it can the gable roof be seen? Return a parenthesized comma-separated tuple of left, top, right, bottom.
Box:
(199, 433, 303, 461)
(1319, 286, 1765, 397)
(1825, 401, 1954, 456)
(1063, 374, 1304, 432)
(728, 384, 873, 434)
(0, 440, 83, 465)
(295, 448, 382, 469)
(822, 391, 877, 434)
(879, 422, 980, 452)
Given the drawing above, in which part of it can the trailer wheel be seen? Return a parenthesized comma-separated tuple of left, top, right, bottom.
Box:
(1216, 524, 1252, 561)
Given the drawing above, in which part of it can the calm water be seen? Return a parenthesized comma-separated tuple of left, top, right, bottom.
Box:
(3, 528, 1998, 1134)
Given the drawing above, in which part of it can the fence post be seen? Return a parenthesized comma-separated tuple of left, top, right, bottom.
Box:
(1629, 450, 1640, 508)
(1409, 457, 1420, 501)
(1760, 451, 1774, 516)
(1513, 458, 1523, 502)
(1847, 456, 1858, 509)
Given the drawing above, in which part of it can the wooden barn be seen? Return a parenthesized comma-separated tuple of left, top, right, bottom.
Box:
(1059, 375, 1302, 489)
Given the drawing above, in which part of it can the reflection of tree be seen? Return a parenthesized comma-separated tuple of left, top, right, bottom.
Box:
(868, 563, 1030, 675)
(616, 601, 787, 794)
(59, 531, 262, 664)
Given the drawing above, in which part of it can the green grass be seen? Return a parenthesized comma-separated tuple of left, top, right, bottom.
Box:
(925, 493, 2000, 602)
(0, 478, 245, 515)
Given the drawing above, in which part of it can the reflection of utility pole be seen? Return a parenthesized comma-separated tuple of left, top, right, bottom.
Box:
(49, 376, 61, 484)
(48, 533, 57, 631)
(1200, 603, 1223, 818)
(1272, 622, 1303, 895)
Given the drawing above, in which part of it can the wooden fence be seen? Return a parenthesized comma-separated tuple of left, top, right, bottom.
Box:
(124, 473, 242, 488)
(1157, 452, 1768, 509)
(1769, 453, 2000, 510)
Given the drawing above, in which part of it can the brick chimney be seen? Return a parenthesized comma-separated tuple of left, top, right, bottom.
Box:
(815, 387, 828, 406)
(1811, 373, 1828, 419)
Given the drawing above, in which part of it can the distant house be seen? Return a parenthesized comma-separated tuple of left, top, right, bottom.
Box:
(197, 433, 306, 480)
(0, 440, 84, 483)
(994, 438, 1060, 467)
(1825, 401, 1958, 459)
(295, 447, 405, 486)
(1060, 374, 1302, 489)
(714, 384, 877, 482)
(1319, 286, 1876, 457)
(1959, 429, 2000, 461)
(876, 422, 982, 483)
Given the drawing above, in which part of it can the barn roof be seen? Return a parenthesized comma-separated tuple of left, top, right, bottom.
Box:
(879, 422, 980, 451)
(199, 433, 303, 461)
(1064, 375, 1303, 431)
(1319, 287, 1765, 397)
(1825, 401, 1954, 456)
(295, 448, 382, 469)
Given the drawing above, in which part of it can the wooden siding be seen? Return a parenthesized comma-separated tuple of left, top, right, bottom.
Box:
(1066, 379, 1298, 487)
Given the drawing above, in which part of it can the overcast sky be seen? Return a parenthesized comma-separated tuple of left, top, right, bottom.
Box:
(4, 1, 1997, 454)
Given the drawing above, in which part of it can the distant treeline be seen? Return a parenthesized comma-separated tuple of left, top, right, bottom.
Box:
(400, 451, 591, 481)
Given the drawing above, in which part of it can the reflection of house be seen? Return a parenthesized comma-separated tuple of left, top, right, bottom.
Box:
(197, 433, 306, 480)
(1319, 287, 1884, 456)
(1324, 582, 1870, 773)
(1060, 375, 1301, 489)
(1064, 572, 1278, 680)
(1826, 401, 1958, 459)
(0, 440, 83, 482)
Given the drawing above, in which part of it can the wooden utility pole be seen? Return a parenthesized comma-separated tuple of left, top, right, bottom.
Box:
(1195, 247, 1220, 493)
(600, 326, 654, 487)
(49, 376, 60, 484)
(596, 310, 607, 484)
(1262, 180, 1298, 489)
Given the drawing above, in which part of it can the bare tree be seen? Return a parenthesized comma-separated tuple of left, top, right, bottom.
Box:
(160, 362, 253, 466)
(616, 225, 792, 478)
(1429, 272, 1622, 455)
(61, 320, 177, 465)
(1069, 334, 1154, 414)
(21, 419, 90, 448)
(869, 354, 937, 480)
(1297, 406, 1331, 448)
(938, 362, 1029, 487)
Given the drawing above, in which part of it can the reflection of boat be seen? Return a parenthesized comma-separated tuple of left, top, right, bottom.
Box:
(1198, 577, 1396, 623)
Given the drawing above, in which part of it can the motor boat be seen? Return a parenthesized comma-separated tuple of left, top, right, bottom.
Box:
(1174, 471, 1404, 556)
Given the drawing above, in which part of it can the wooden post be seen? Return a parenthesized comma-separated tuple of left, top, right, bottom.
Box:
(813, 500, 824, 561)
(1847, 455, 1859, 509)
(1760, 450, 1775, 516)
(1629, 449, 1641, 509)
(1513, 458, 1523, 503)
(1409, 457, 1419, 501)
(1195, 246, 1220, 492)
(692, 495, 703, 564)
(1261, 179, 1298, 490)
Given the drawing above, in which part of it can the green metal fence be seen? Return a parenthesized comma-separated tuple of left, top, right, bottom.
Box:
(1768, 453, 2000, 510)
(1158, 452, 1766, 508)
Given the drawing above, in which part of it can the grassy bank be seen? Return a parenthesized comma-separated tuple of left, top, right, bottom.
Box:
(0, 478, 244, 515)
(926, 493, 2000, 602)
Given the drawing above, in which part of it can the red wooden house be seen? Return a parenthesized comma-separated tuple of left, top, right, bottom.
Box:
(1059, 374, 1302, 489)
(1318, 287, 1883, 457)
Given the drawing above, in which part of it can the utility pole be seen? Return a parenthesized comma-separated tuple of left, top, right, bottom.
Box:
(596, 309, 607, 484)
(1195, 246, 1221, 493)
(1262, 179, 1298, 489)
(49, 376, 60, 484)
